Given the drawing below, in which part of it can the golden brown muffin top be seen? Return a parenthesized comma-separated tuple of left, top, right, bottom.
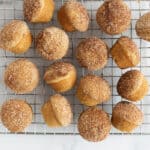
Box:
(44, 62, 76, 83)
(112, 101, 143, 125)
(36, 26, 69, 60)
(117, 70, 144, 97)
(0, 20, 30, 50)
(63, 0, 89, 32)
(78, 107, 111, 142)
(96, 0, 131, 34)
(49, 94, 73, 126)
(77, 74, 111, 102)
(24, 0, 42, 21)
(4, 59, 39, 94)
(1, 99, 33, 132)
(76, 37, 108, 71)
(136, 12, 150, 41)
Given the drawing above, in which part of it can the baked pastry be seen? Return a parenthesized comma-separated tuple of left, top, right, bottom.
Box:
(41, 94, 73, 127)
(117, 70, 149, 101)
(4, 59, 39, 94)
(96, 0, 131, 35)
(57, 0, 89, 32)
(76, 74, 111, 106)
(111, 36, 140, 69)
(76, 37, 108, 71)
(111, 101, 143, 132)
(0, 20, 32, 54)
(24, 0, 55, 23)
(78, 107, 111, 142)
(136, 12, 150, 41)
(1, 99, 33, 132)
(36, 26, 69, 60)
(44, 61, 77, 92)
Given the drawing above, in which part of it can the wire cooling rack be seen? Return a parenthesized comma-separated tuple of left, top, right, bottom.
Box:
(0, 0, 150, 135)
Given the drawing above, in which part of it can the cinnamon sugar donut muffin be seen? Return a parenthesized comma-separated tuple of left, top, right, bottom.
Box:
(76, 37, 108, 71)
(111, 101, 143, 132)
(96, 0, 131, 35)
(111, 36, 140, 69)
(117, 70, 149, 101)
(78, 107, 111, 142)
(76, 74, 111, 106)
(36, 27, 69, 60)
(24, 0, 55, 23)
(136, 12, 150, 41)
(58, 0, 89, 32)
(4, 59, 39, 94)
(1, 99, 33, 132)
(41, 94, 73, 127)
(0, 20, 32, 54)
(44, 62, 77, 92)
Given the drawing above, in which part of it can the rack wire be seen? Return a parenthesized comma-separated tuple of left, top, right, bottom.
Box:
(0, 0, 150, 135)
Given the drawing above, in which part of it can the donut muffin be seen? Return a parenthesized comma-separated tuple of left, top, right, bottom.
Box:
(41, 94, 73, 127)
(111, 36, 140, 69)
(36, 27, 69, 60)
(24, 0, 55, 23)
(111, 101, 143, 132)
(0, 20, 32, 54)
(44, 62, 77, 92)
(58, 0, 89, 32)
(117, 70, 149, 101)
(1, 99, 33, 132)
(96, 0, 131, 35)
(76, 74, 111, 106)
(76, 37, 108, 71)
(78, 107, 111, 142)
(136, 12, 150, 41)
(4, 59, 39, 94)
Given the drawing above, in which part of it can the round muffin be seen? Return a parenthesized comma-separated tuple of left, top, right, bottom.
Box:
(44, 61, 77, 92)
(136, 12, 150, 41)
(41, 94, 73, 127)
(4, 59, 39, 94)
(36, 27, 69, 60)
(0, 20, 32, 54)
(58, 0, 89, 32)
(111, 101, 143, 132)
(76, 37, 108, 71)
(96, 0, 131, 35)
(111, 36, 140, 69)
(24, 0, 55, 23)
(117, 70, 149, 101)
(78, 107, 111, 142)
(76, 74, 111, 106)
(1, 99, 33, 132)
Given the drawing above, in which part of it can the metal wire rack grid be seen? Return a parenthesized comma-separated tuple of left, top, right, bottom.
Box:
(0, 0, 150, 135)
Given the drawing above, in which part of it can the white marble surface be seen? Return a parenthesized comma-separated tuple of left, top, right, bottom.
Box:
(0, 135, 149, 150)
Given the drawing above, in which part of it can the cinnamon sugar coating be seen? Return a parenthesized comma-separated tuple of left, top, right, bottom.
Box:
(78, 107, 111, 142)
(4, 59, 39, 94)
(117, 70, 149, 101)
(96, 0, 131, 35)
(76, 37, 108, 71)
(76, 74, 111, 106)
(111, 36, 140, 69)
(24, 0, 55, 23)
(58, 0, 89, 32)
(44, 61, 77, 92)
(36, 27, 69, 60)
(1, 99, 33, 132)
(111, 101, 143, 132)
(136, 12, 150, 41)
(41, 94, 73, 127)
(0, 20, 32, 54)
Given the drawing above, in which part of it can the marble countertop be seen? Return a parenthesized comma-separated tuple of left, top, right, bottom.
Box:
(0, 135, 149, 150)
